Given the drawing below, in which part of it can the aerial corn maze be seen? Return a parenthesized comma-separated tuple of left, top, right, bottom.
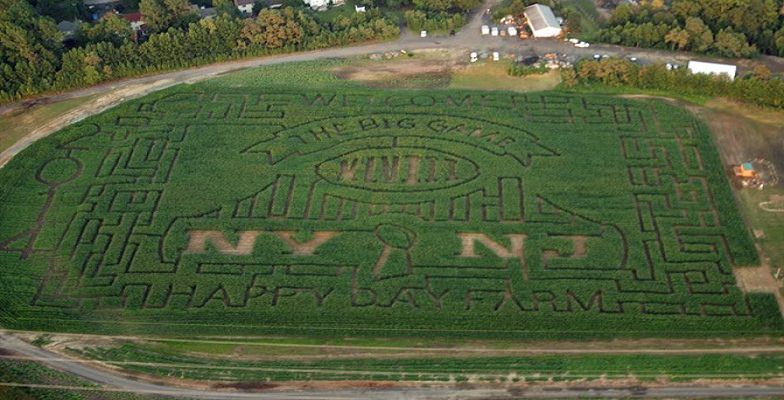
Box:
(1, 86, 781, 338)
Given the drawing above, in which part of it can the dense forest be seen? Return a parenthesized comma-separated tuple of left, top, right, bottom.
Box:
(563, 58, 784, 109)
(0, 0, 398, 103)
(597, 0, 784, 58)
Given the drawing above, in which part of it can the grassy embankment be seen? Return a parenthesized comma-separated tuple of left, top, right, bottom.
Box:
(70, 341, 784, 382)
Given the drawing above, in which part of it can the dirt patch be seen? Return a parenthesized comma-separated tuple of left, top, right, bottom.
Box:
(0, 79, 175, 169)
(275, 231, 339, 255)
(334, 60, 452, 89)
(735, 257, 784, 314)
(185, 231, 262, 255)
(688, 104, 784, 187)
(185, 231, 338, 256)
(735, 266, 779, 293)
(212, 381, 278, 390)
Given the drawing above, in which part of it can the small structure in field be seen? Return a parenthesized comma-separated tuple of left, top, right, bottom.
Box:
(732, 160, 778, 189)
(687, 61, 737, 81)
(524, 4, 562, 38)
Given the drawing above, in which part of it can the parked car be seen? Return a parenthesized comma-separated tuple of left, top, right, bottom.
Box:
(575, 41, 590, 48)
(507, 26, 517, 36)
(420, 30, 427, 38)
(492, 51, 500, 61)
(481, 25, 489, 35)
(491, 27, 498, 36)
(470, 52, 478, 62)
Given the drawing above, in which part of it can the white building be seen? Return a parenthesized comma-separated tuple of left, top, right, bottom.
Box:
(303, 0, 337, 9)
(234, 0, 255, 14)
(687, 61, 737, 81)
(524, 4, 562, 38)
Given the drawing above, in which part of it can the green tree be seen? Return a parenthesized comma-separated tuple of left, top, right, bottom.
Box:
(664, 26, 690, 50)
(164, 0, 198, 28)
(239, 8, 302, 49)
(140, 0, 197, 33)
(77, 14, 133, 46)
(412, 0, 451, 12)
(139, 0, 169, 32)
(714, 28, 757, 57)
(684, 17, 713, 52)
(214, 0, 242, 17)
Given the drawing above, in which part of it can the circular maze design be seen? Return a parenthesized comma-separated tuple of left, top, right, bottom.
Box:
(0, 89, 779, 337)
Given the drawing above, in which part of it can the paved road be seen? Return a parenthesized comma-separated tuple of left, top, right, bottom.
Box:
(2, 2, 783, 167)
(2, 4, 784, 399)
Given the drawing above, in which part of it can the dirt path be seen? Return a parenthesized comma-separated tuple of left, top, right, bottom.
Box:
(3, 6, 784, 169)
(0, 39, 443, 169)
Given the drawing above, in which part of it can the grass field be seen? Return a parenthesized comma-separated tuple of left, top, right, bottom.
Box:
(450, 62, 562, 92)
(71, 342, 784, 382)
(0, 61, 780, 340)
(0, 358, 152, 400)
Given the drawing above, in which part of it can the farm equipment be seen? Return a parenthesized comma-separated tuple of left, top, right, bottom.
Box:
(733, 162, 762, 188)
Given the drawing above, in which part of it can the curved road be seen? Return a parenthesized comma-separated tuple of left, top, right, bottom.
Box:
(2, 4, 784, 398)
(2, 2, 783, 167)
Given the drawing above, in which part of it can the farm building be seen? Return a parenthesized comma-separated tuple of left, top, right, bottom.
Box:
(234, 0, 255, 14)
(524, 4, 562, 38)
(687, 61, 737, 81)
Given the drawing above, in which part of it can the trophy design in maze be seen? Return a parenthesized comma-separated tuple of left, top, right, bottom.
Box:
(8, 90, 754, 328)
(162, 113, 628, 310)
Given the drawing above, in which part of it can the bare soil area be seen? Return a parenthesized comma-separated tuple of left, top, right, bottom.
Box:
(333, 59, 453, 88)
(690, 101, 784, 186)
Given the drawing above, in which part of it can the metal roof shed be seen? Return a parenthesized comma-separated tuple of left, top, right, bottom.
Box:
(687, 61, 737, 81)
(524, 4, 562, 38)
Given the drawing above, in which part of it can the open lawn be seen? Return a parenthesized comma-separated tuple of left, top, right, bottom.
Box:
(450, 62, 562, 92)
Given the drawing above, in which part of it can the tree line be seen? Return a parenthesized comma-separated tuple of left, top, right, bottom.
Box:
(561, 58, 784, 109)
(596, 0, 784, 58)
(361, 0, 479, 32)
(0, 0, 399, 104)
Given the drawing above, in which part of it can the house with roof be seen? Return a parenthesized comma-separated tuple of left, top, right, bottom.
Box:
(121, 12, 145, 30)
(524, 4, 562, 38)
(234, 0, 255, 14)
(57, 21, 78, 41)
(199, 7, 217, 19)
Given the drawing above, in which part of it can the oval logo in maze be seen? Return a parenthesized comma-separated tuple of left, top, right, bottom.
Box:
(315, 146, 480, 192)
